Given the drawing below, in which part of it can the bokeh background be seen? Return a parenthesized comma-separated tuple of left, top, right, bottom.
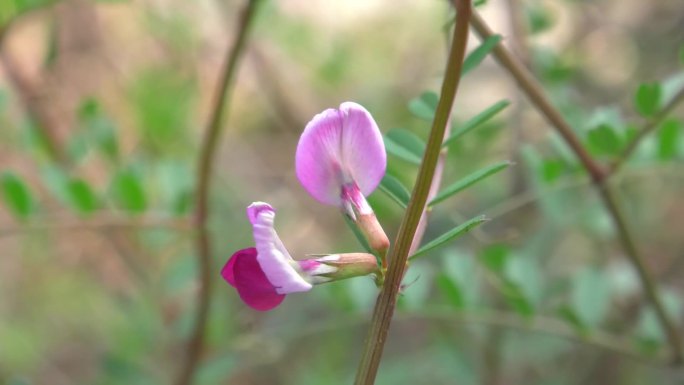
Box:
(1, 0, 684, 384)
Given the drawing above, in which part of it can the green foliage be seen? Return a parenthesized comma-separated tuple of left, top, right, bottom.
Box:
(65, 178, 99, 215)
(76, 98, 120, 162)
(383, 128, 425, 165)
(109, 169, 147, 213)
(526, 2, 554, 35)
(657, 119, 681, 159)
(411, 215, 487, 259)
(408, 91, 438, 121)
(634, 83, 662, 117)
(429, 161, 511, 207)
(0, 172, 34, 219)
(586, 124, 623, 156)
(443, 100, 510, 147)
(571, 267, 611, 328)
(378, 173, 410, 208)
(461, 35, 502, 76)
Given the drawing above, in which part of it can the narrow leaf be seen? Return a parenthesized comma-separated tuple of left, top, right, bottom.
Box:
(411, 215, 488, 259)
(443, 100, 510, 147)
(0, 172, 34, 219)
(385, 128, 425, 158)
(461, 35, 502, 75)
(408, 91, 439, 121)
(436, 273, 465, 309)
(384, 135, 422, 165)
(378, 174, 410, 208)
(429, 161, 511, 207)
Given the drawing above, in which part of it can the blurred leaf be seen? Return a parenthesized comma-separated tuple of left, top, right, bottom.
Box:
(462, 35, 502, 76)
(526, 3, 554, 34)
(479, 244, 508, 273)
(502, 281, 535, 317)
(408, 91, 438, 121)
(657, 119, 680, 160)
(443, 100, 510, 147)
(412, 215, 487, 259)
(572, 267, 611, 328)
(436, 273, 465, 308)
(77, 98, 120, 161)
(385, 128, 425, 158)
(586, 124, 623, 155)
(540, 159, 565, 183)
(635, 290, 683, 344)
(384, 134, 422, 165)
(429, 161, 511, 206)
(557, 305, 586, 333)
(398, 262, 432, 310)
(634, 83, 662, 117)
(505, 255, 542, 307)
(66, 178, 99, 214)
(378, 173, 410, 209)
(1, 172, 34, 219)
(110, 170, 147, 213)
(196, 354, 236, 385)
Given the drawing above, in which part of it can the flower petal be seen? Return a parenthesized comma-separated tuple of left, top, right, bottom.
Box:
(232, 247, 286, 311)
(248, 202, 313, 294)
(222, 248, 256, 287)
(296, 102, 386, 206)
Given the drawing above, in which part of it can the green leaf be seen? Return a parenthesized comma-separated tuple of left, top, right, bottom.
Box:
(0, 172, 34, 219)
(571, 267, 611, 328)
(586, 124, 623, 155)
(540, 159, 565, 183)
(384, 135, 422, 165)
(378, 174, 410, 208)
(66, 179, 99, 214)
(408, 91, 439, 121)
(110, 170, 147, 213)
(479, 244, 509, 273)
(658, 119, 681, 160)
(411, 215, 488, 259)
(385, 128, 425, 159)
(429, 161, 511, 207)
(436, 273, 465, 309)
(443, 100, 510, 147)
(634, 83, 662, 117)
(461, 35, 502, 76)
(526, 3, 554, 35)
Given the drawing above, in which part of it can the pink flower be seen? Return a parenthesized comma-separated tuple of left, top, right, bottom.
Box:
(295, 102, 386, 215)
(222, 202, 378, 311)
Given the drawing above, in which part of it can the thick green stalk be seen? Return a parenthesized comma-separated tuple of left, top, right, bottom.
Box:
(353, 1, 472, 384)
(175, 1, 262, 385)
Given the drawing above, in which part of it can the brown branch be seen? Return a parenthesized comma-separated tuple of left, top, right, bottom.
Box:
(469, 11, 684, 364)
(174, 2, 262, 385)
(353, 1, 472, 383)
(610, 86, 684, 174)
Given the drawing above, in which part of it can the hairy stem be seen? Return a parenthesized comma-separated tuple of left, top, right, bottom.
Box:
(353, 1, 472, 383)
(175, 2, 262, 385)
(469, 11, 683, 364)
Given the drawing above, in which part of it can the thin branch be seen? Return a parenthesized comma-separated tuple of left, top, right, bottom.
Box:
(469, 11, 684, 364)
(175, 2, 262, 385)
(610, 86, 684, 174)
(353, 1, 472, 384)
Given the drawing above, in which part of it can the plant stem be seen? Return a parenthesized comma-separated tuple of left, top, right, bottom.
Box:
(469, 11, 683, 364)
(353, 1, 472, 383)
(175, 2, 262, 385)
(610, 86, 684, 174)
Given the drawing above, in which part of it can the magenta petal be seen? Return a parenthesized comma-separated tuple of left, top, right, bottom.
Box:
(233, 248, 286, 311)
(222, 248, 256, 287)
(296, 102, 386, 206)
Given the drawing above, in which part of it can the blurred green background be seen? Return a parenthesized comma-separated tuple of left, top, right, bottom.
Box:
(1, 0, 684, 384)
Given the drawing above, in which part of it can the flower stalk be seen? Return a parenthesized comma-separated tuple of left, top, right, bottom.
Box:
(353, 1, 473, 383)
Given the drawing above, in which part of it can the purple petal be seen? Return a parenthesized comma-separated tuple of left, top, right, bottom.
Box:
(248, 202, 313, 294)
(232, 247, 286, 311)
(222, 248, 256, 287)
(296, 102, 386, 206)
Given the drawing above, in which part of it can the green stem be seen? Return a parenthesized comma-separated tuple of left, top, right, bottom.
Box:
(353, 1, 472, 383)
(175, 2, 262, 385)
(469, 11, 683, 364)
